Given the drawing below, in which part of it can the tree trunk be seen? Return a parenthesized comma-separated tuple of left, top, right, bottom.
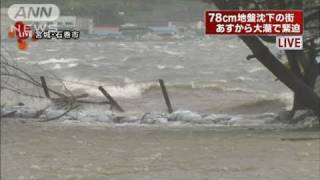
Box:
(240, 36, 320, 116)
(285, 51, 305, 115)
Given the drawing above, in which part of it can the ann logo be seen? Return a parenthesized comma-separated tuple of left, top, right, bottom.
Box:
(8, 4, 60, 22)
(15, 6, 52, 19)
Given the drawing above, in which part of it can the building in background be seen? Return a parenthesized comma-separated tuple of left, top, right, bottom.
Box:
(48, 16, 94, 34)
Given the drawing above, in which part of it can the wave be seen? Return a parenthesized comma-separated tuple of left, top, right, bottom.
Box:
(68, 63, 78, 68)
(247, 67, 264, 73)
(226, 98, 287, 115)
(4, 105, 318, 128)
(65, 80, 157, 99)
(52, 64, 62, 69)
(234, 76, 255, 82)
(156, 65, 185, 70)
(63, 79, 287, 100)
(38, 77, 293, 114)
(14, 57, 27, 60)
(37, 58, 79, 65)
(49, 63, 78, 70)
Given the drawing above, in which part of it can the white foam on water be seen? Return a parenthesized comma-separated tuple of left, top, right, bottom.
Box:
(14, 57, 27, 60)
(173, 65, 184, 70)
(157, 65, 166, 70)
(156, 65, 184, 70)
(68, 63, 78, 68)
(65, 80, 157, 99)
(61, 79, 263, 100)
(190, 82, 221, 90)
(257, 92, 293, 110)
(3, 100, 318, 128)
(38, 58, 79, 65)
(155, 47, 184, 57)
(153, 45, 162, 49)
(49, 63, 78, 69)
(121, 56, 130, 62)
(215, 80, 228, 83)
(9, 106, 315, 128)
(227, 44, 237, 49)
(225, 88, 256, 94)
(276, 92, 294, 109)
(118, 43, 128, 48)
(163, 50, 184, 56)
(104, 84, 146, 98)
(45, 49, 59, 52)
(52, 64, 62, 69)
(235, 76, 255, 81)
(247, 67, 264, 73)
(169, 111, 202, 123)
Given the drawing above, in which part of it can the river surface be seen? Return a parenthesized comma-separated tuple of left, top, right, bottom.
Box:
(1, 37, 291, 114)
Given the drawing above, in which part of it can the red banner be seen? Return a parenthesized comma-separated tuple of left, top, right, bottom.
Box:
(205, 10, 303, 35)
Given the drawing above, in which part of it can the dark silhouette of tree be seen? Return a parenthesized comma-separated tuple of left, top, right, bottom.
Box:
(204, 0, 320, 120)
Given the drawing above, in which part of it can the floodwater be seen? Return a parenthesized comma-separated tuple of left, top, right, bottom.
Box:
(1, 119, 320, 180)
(1, 38, 319, 180)
(1, 37, 291, 117)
